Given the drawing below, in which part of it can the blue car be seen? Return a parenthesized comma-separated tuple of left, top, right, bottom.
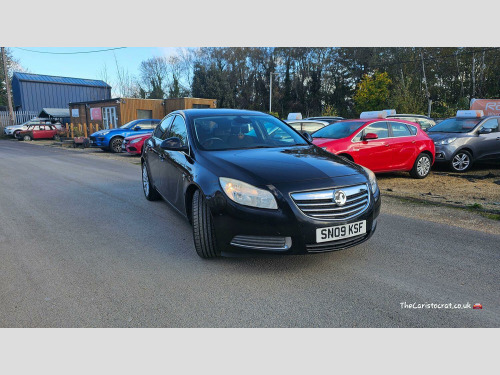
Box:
(89, 119, 161, 153)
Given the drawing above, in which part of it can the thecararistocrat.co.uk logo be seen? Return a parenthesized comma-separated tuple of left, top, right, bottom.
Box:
(473, 303, 483, 309)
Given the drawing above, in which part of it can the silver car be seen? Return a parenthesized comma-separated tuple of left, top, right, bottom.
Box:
(285, 119, 329, 134)
(427, 115, 500, 172)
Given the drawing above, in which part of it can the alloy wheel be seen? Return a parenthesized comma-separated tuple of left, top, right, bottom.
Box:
(452, 153, 470, 171)
(142, 164, 149, 196)
(417, 156, 431, 176)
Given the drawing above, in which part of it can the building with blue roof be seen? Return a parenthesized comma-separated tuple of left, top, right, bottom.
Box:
(11, 72, 111, 112)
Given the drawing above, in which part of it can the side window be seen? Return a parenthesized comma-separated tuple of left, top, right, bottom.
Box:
(390, 122, 412, 137)
(153, 116, 174, 138)
(481, 119, 499, 133)
(167, 115, 188, 144)
(362, 122, 389, 139)
(408, 125, 418, 135)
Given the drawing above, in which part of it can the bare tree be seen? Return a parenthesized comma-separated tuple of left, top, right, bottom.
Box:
(139, 56, 169, 99)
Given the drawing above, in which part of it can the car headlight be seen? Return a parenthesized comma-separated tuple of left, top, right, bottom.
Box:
(219, 177, 278, 210)
(100, 131, 111, 136)
(129, 138, 141, 144)
(361, 166, 378, 194)
(434, 137, 457, 145)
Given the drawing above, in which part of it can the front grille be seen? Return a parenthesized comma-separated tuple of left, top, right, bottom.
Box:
(230, 235, 292, 251)
(306, 233, 368, 253)
(290, 184, 370, 221)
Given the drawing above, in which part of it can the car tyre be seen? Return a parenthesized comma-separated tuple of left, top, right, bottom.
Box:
(450, 150, 473, 173)
(410, 153, 432, 179)
(142, 161, 161, 201)
(192, 190, 219, 259)
(110, 137, 123, 153)
(22, 135, 32, 142)
(14, 130, 21, 138)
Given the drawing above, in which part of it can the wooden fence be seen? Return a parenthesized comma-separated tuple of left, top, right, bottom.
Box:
(0, 110, 38, 127)
(62, 122, 116, 138)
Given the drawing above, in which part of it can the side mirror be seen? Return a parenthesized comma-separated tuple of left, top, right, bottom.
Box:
(363, 133, 378, 140)
(134, 126, 142, 131)
(160, 137, 188, 152)
(478, 128, 492, 134)
(303, 132, 313, 142)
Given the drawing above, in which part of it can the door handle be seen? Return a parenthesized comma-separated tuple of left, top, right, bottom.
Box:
(384, 143, 390, 147)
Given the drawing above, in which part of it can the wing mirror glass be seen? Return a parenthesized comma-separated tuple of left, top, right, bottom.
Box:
(478, 128, 492, 134)
(160, 137, 188, 152)
(302, 132, 313, 142)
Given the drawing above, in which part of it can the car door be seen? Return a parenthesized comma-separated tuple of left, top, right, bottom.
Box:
(158, 115, 192, 211)
(147, 115, 175, 192)
(32, 125, 43, 139)
(351, 121, 392, 172)
(387, 122, 417, 170)
(475, 118, 500, 160)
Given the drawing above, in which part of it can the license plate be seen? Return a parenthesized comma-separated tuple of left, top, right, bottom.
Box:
(316, 220, 366, 243)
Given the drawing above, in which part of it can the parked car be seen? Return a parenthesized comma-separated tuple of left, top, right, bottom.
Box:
(89, 119, 160, 153)
(285, 119, 330, 134)
(142, 109, 380, 258)
(312, 111, 435, 179)
(427, 110, 500, 172)
(305, 116, 344, 124)
(16, 124, 62, 141)
(4, 118, 59, 137)
(122, 133, 151, 155)
(387, 114, 436, 131)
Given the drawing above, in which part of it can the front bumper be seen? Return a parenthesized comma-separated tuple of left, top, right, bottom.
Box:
(208, 176, 381, 256)
(4, 129, 14, 135)
(433, 144, 461, 162)
(89, 136, 109, 148)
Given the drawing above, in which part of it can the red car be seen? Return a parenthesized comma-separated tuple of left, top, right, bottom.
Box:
(17, 124, 62, 141)
(312, 113, 435, 179)
(122, 133, 151, 155)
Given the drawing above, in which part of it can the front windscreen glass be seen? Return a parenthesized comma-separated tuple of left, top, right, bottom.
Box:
(428, 118, 481, 133)
(192, 115, 308, 150)
(312, 121, 366, 139)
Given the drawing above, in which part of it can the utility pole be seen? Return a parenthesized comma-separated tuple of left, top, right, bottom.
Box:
(1, 47, 15, 125)
(269, 72, 273, 113)
(269, 72, 280, 114)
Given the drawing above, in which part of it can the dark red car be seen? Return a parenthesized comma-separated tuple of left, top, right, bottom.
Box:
(312, 114, 435, 179)
(122, 133, 151, 155)
(17, 124, 62, 141)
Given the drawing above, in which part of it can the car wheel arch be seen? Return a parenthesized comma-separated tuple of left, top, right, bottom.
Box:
(338, 153, 354, 162)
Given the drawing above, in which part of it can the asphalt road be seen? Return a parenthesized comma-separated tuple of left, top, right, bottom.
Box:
(0, 140, 498, 327)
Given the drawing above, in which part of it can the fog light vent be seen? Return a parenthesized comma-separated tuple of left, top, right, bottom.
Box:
(230, 235, 292, 251)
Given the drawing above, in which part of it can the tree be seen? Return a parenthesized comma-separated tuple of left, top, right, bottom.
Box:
(0, 48, 27, 108)
(139, 56, 169, 99)
(353, 71, 392, 114)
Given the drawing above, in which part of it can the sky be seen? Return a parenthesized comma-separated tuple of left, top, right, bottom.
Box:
(9, 47, 179, 92)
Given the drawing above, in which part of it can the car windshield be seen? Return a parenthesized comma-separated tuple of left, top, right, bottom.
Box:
(192, 115, 308, 150)
(312, 121, 366, 139)
(428, 118, 481, 133)
(120, 121, 139, 129)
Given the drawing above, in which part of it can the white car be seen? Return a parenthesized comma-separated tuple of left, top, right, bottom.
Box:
(4, 118, 62, 136)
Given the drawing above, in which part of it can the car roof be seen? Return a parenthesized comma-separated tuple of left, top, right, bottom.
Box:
(286, 119, 329, 124)
(387, 114, 431, 118)
(179, 108, 266, 118)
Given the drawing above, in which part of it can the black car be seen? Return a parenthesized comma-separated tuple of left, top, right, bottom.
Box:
(141, 109, 381, 258)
